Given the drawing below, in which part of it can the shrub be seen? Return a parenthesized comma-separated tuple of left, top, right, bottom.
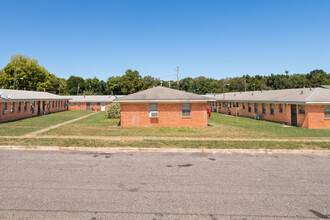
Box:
(106, 102, 121, 118)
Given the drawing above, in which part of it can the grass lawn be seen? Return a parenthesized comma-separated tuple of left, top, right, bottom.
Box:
(0, 110, 92, 136)
(41, 112, 330, 139)
(0, 137, 328, 149)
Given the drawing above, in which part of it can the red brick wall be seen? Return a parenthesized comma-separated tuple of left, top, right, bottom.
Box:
(303, 105, 330, 129)
(121, 102, 208, 127)
(0, 100, 68, 123)
(208, 101, 330, 129)
(68, 102, 111, 111)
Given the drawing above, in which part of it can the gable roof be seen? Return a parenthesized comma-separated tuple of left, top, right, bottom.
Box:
(61, 95, 125, 103)
(114, 86, 213, 103)
(204, 87, 330, 104)
(0, 89, 70, 101)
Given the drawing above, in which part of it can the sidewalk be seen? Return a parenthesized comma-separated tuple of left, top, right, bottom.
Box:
(0, 145, 329, 155)
(24, 112, 97, 137)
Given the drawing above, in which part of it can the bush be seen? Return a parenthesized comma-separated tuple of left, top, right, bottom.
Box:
(106, 102, 121, 118)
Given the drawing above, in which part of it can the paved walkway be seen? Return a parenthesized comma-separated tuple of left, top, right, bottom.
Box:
(24, 112, 97, 137)
(0, 145, 329, 154)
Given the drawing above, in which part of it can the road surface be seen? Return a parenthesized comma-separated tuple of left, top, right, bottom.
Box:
(0, 150, 329, 219)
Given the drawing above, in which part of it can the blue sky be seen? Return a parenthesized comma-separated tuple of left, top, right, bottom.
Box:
(0, 0, 329, 81)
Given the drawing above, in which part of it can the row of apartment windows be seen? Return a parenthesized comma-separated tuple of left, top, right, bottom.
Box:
(148, 103, 191, 118)
(208, 101, 330, 119)
(70, 102, 103, 108)
(208, 101, 304, 114)
(2, 100, 67, 114)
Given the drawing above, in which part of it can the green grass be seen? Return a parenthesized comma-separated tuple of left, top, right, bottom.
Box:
(209, 113, 330, 138)
(0, 110, 92, 136)
(42, 112, 330, 139)
(0, 137, 328, 149)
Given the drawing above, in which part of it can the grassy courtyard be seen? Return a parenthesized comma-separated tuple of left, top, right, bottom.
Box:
(0, 110, 92, 136)
(0, 111, 329, 149)
(40, 111, 330, 139)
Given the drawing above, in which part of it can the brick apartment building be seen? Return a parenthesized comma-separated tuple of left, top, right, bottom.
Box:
(114, 86, 213, 127)
(62, 95, 124, 111)
(0, 89, 70, 123)
(206, 87, 330, 129)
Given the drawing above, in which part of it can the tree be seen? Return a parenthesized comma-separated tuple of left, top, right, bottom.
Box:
(107, 76, 123, 95)
(66, 76, 85, 95)
(142, 75, 160, 90)
(120, 69, 143, 94)
(0, 54, 63, 92)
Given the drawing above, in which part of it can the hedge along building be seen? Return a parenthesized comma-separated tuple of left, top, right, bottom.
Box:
(114, 86, 214, 127)
(0, 89, 70, 123)
(62, 95, 125, 111)
(205, 87, 330, 129)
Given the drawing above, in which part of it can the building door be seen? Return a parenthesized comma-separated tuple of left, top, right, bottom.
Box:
(101, 103, 105, 111)
(37, 101, 41, 115)
(86, 102, 90, 111)
(291, 104, 297, 126)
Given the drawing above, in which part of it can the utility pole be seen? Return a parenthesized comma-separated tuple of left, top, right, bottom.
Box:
(177, 66, 180, 89)
(77, 83, 80, 95)
(161, 81, 163, 87)
(244, 79, 247, 91)
(13, 66, 16, 89)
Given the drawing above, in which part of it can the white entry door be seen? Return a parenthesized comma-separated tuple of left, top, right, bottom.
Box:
(101, 103, 106, 111)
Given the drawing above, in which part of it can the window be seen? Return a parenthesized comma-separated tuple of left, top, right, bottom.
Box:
(3, 102, 7, 114)
(279, 104, 283, 113)
(47, 101, 50, 109)
(97, 102, 101, 106)
(11, 102, 15, 112)
(61, 101, 63, 107)
(262, 104, 266, 114)
(324, 106, 330, 119)
(78, 103, 81, 107)
(270, 104, 274, 115)
(233, 102, 236, 107)
(298, 105, 305, 114)
(243, 103, 246, 110)
(149, 103, 158, 118)
(92, 103, 95, 106)
(219, 102, 221, 109)
(223, 102, 226, 107)
(236, 103, 239, 108)
(24, 102, 27, 111)
(230, 102, 232, 107)
(70, 102, 74, 108)
(182, 103, 191, 117)
(248, 103, 251, 112)
(254, 103, 258, 113)
(30, 102, 35, 112)
(18, 102, 21, 112)
(215, 102, 218, 107)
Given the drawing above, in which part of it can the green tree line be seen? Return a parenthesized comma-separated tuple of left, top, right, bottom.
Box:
(1, 54, 329, 95)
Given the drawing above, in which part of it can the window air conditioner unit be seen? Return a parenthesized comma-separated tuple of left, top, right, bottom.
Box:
(149, 111, 158, 118)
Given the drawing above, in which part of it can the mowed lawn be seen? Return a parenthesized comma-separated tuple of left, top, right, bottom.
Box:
(41, 112, 330, 139)
(0, 110, 92, 136)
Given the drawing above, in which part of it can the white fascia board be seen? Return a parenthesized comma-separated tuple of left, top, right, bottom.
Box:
(114, 100, 210, 103)
(305, 102, 330, 105)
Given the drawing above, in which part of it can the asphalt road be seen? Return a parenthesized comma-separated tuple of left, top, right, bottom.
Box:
(0, 150, 329, 220)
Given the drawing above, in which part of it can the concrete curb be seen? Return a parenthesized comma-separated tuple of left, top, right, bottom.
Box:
(0, 145, 329, 155)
